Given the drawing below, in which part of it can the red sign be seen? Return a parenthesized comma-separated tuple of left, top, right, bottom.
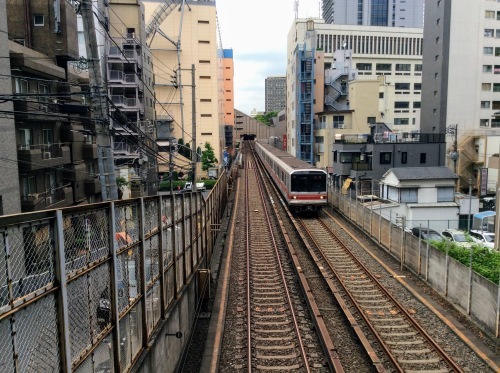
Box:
(283, 135, 287, 150)
(480, 168, 488, 196)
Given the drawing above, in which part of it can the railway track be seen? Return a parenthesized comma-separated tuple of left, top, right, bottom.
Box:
(298, 216, 464, 373)
(243, 156, 310, 371)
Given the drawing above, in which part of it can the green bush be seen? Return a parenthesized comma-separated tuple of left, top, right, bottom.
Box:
(431, 240, 500, 283)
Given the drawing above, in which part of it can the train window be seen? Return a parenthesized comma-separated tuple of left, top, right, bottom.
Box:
(291, 172, 327, 193)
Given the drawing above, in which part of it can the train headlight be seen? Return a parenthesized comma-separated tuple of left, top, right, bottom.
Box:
(293, 196, 297, 199)
(320, 196, 324, 199)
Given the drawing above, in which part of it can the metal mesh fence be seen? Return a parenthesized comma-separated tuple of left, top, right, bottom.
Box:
(0, 179, 225, 372)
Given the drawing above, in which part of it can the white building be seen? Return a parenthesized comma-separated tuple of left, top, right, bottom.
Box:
(421, 0, 500, 194)
(322, 0, 425, 29)
(286, 19, 423, 162)
(380, 167, 459, 232)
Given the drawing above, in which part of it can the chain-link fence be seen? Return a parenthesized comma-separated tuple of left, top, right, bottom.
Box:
(0, 170, 227, 372)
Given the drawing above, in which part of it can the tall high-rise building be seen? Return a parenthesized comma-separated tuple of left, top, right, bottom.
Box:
(322, 0, 424, 28)
(265, 76, 286, 113)
(420, 0, 500, 194)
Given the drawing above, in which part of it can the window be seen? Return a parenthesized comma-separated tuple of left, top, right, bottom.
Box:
(43, 129, 53, 145)
(200, 114, 212, 117)
(200, 76, 211, 79)
(493, 101, 500, 110)
(340, 152, 353, 163)
(200, 98, 212, 102)
(414, 64, 422, 72)
(484, 47, 494, 55)
(400, 188, 418, 203)
(395, 83, 410, 90)
(483, 83, 492, 91)
(396, 64, 411, 71)
(356, 63, 372, 70)
(485, 29, 495, 37)
(367, 116, 376, 124)
(21, 175, 36, 195)
(394, 101, 409, 109)
(198, 20, 209, 24)
(414, 83, 421, 91)
(434, 72, 439, 79)
(198, 40, 210, 44)
(492, 119, 500, 128)
(394, 118, 409, 125)
(379, 92, 384, 98)
(481, 101, 491, 109)
(33, 14, 44, 26)
(199, 60, 210, 64)
(201, 132, 213, 136)
(19, 128, 33, 149)
(484, 65, 493, 73)
(486, 10, 496, 18)
(437, 187, 454, 202)
(413, 102, 421, 108)
(436, 37, 440, 44)
(481, 119, 490, 127)
(380, 152, 392, 164)
(15, 78, 29, 93)
(401, 152, 407, 164)
(420, 153, 426, 164)
(496, 29, 500, 38)
(376, 63, 392, 71)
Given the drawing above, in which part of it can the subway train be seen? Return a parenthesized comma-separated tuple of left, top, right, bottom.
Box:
(254, 141, 328, 213)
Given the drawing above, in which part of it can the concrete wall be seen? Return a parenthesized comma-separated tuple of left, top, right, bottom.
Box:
(331, 184, 500, 337)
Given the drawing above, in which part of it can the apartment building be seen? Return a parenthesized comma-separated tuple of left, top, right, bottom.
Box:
(265, 76, 286, 113)
(287, 19, 423, 166)
(106, 0, 157, 197)
(143, 0, 223, 175)
(322, 0, 424, 28)
(421, 0, 500, 194)
(6, 0, 102, 212)
(0, 3, 21, 214)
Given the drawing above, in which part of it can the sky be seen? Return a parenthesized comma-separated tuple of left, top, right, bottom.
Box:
(215, 0, 322, 115)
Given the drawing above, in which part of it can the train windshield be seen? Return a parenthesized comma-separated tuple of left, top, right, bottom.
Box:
(291, 172, 326, 193)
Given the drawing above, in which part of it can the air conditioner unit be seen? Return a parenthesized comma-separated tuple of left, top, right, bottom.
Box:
(45, 196, 52, 205)
(43, 151, 51, 159)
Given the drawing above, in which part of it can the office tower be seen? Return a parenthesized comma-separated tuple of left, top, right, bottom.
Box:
(265, 76, 286, 113)
(323, 0, 424, 28)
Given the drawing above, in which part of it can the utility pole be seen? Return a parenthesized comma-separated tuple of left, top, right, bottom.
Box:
(78, 0, 118, 200)
(191, 64, 197, 191)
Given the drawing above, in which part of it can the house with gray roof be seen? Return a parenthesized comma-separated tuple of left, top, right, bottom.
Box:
(379, 166, 460, 232)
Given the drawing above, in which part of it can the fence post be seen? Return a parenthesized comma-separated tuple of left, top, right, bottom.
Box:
(467, 248, 473, 315)
(158, 196, 166, 318)
(417, 223, 422, 275)
(171, 193, 178, 300)
(445, 241, 449, 297)
(107, 202, 121, 370)
(139, 198, 148, 346)
(54, 210, 72, 373)
(378, 203, 382, 244)
(400, 216, 405, 271)
(388, 211, 392, 253)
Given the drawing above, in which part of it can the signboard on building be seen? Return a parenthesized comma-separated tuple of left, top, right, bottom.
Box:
(480, 168, 488, 196)
(283, 135, 287, 150)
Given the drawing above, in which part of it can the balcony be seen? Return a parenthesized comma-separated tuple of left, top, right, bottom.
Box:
(84, 177, 102, 195)
(13, 100, 67, 121)
(21, 185, 73, 212)
(18, 143, 71, 171)
(314, 143, 325, 153)
(352, 162, 372, 171)
(114, 142, 139, 157)
(63, 163, 88, 182)
(109, 70, 137, 85)
(111, 95, 139, 109)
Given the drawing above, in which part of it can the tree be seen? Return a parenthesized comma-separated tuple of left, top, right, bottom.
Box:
(254, 111, 278, 126)
(201, 142, 218, 171)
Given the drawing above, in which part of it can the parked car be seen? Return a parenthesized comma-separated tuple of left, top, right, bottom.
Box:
(411, 227, 443, 241)
(469, 230, 495, 249)
(441, 229, 473, 248)
(183, 181, 206, 192)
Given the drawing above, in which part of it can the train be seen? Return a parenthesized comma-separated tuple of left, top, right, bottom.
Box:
(254, 141, 328, 213)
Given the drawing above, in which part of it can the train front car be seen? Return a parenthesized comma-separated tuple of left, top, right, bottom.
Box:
(288, 169, 328, 213)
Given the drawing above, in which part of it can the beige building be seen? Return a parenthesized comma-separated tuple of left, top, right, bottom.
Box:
(220, 49, 235, 151)
(144, 0, 223, 176)
(287, 19, 423, 168)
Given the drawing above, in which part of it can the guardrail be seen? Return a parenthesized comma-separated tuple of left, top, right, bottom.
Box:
(0, 171, 229, 372)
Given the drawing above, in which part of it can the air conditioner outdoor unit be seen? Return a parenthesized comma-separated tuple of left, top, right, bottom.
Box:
(45, 196, 52, 205)
(43, 151, 51, 159)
